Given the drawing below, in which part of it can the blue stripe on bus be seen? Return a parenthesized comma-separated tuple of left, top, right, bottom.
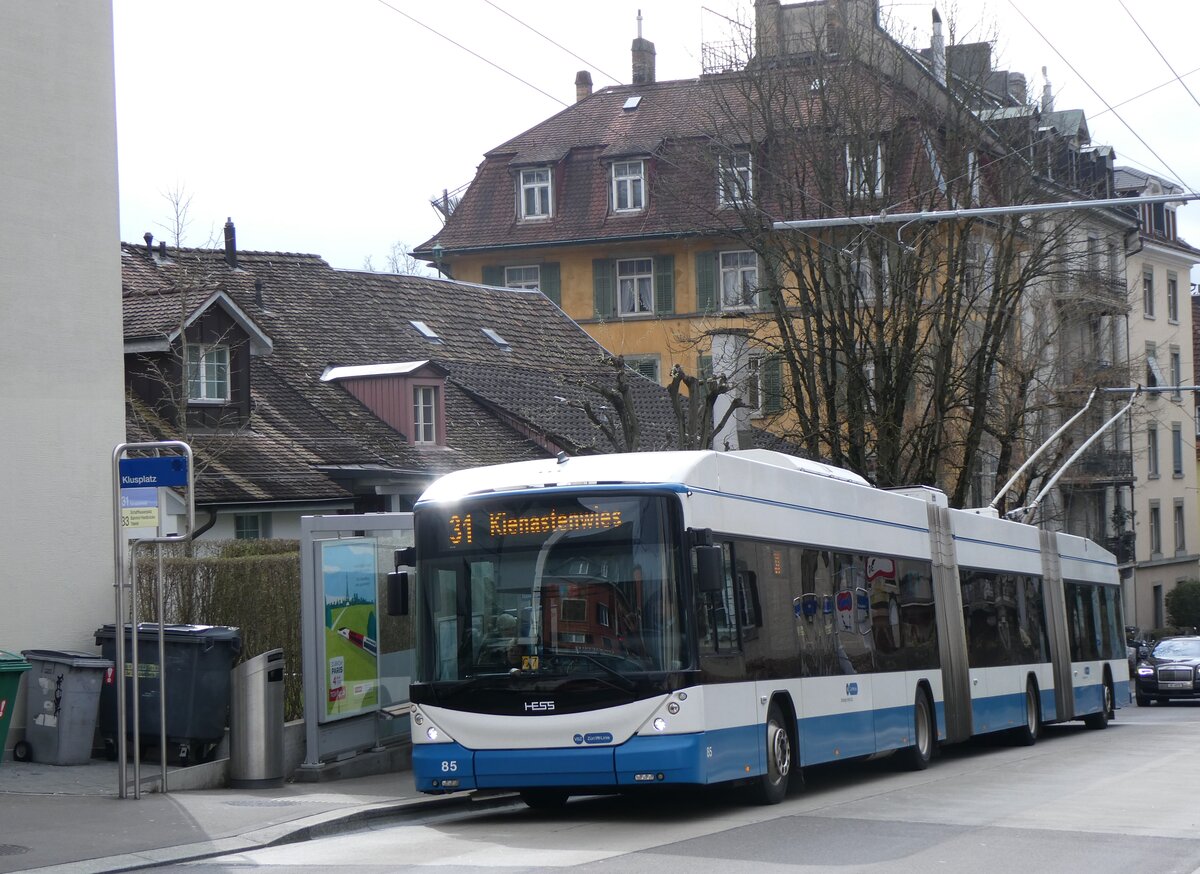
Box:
(412, 743, 478, 792)
(686, 486, 930, 535)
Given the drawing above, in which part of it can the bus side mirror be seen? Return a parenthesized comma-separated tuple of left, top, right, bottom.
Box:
(387, 571, 410, 616)
(387, 546, 416, 616)
(694, 545, 723, 593)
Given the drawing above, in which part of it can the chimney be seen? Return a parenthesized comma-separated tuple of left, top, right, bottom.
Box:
(575, 70, 593, 102)
(143, 232, 153, 256)
(157, 240, 166, 259)
(1041, 66, 1054, 112)
(254, 278, 264, 308)
(223, 217, 238, 269)
(930, 8, 946, 85)
(631, 10, 656, 85)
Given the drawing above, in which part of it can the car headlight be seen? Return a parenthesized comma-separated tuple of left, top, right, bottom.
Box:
(1137, 666, 1154, 676)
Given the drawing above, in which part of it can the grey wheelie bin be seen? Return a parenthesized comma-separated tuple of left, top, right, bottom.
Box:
(14, 650, 112, 765)
(95, 624, 242, 765)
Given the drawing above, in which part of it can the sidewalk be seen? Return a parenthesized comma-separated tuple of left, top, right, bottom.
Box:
(0, 759, 491, 873)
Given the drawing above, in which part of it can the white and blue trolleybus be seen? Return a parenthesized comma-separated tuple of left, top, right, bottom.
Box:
(408, 449, 1128, 807)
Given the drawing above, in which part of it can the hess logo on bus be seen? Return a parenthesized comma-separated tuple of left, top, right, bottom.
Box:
(525, 701, 556, 712)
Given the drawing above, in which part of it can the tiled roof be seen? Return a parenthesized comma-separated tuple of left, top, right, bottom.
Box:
(121, 242, 694, 505)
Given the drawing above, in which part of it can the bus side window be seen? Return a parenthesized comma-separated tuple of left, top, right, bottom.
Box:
(696, 543, 739, 654)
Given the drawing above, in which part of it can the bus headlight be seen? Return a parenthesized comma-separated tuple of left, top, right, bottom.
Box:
(426, 727, 440, 741)
(653, 718, 667, 732)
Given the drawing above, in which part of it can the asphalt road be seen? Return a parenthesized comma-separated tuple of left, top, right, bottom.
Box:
(171, 700, 1200, 874)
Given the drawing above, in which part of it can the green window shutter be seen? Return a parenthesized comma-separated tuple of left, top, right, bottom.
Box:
(482, 265, 504, 287)
(696, 251, 717, 313)
(592, 259, 616, 318)
(540, 262, 561, 306)
(654, 254, 675, 315)
(756, 256, 778, 311)
(698, 354, 713, 379)
(762, 356, 783, 414)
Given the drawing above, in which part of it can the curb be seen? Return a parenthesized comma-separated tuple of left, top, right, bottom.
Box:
(19, 791, 517, 874)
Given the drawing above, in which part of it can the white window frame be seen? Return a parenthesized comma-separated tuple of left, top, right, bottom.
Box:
(234, 513, 267, 540)
(504, 265, 541, 289)
(1148, 424, 1160, 478)
(846, 141, 884, 197)
(1167, 273, 1179, 322)
(1150, 502, 1162, 555)
(719, 250, 759, 310)
(612, 160, 645, 212)
(1143, 270, 1155, 317)
(185, 343, 230, 402)
(1175, 501, 1187, 555)
(519, 167, 552, 219)
(718, 151, 753, 207)
(616, 258, 654, 315)
(1170, 347, 1182, 398)
(413, 385, 437, 444)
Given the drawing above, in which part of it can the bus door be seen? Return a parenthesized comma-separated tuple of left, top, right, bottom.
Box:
(695, 543, 757, 783)
(1039, 530, 1073, 722)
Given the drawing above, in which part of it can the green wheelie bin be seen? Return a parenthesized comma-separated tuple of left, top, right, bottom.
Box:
(0, 651, 32, 765)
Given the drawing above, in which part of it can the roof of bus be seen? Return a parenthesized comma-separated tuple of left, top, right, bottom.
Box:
(415, 449, 870, 505)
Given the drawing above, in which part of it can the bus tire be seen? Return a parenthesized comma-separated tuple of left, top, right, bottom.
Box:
(1013, 679, 1041, 746)
(899, 688, 935, 770)
(748, 701, 792, 805)
(520, 789, 569, 810)
(1084, 679, 1113, 730)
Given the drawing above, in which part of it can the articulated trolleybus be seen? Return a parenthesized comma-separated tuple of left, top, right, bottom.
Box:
(408, 449, 1128, 807)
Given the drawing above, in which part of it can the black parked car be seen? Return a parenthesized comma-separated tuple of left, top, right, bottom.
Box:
(1134, 636, 1200, 705)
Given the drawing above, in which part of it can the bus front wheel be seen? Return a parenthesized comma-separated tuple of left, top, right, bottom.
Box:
(748, 701, 792, 805)
(899, 689, 935, 770)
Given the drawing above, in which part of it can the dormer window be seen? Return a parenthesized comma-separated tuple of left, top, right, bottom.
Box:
(612, 160, 645, 212)
(185, 343, 229, 402)
(846, 141, 884, 197)
(718, 151, 753, 207)
(519, 167, 552, 219)
(413, 385, 438, 443)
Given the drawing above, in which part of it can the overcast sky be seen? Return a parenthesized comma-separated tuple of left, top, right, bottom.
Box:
(113, 1, 1200, 275)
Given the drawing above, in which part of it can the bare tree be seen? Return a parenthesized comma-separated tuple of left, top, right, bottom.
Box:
(363, 241, 437, 276)
(658, 2, 1127, 510)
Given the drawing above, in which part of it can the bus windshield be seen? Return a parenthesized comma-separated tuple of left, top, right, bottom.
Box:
(414, 493, 684, 683)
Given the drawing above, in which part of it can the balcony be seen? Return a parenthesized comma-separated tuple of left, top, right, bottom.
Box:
(1060, 358, 1131, 390)
(1054, 269, 1128, 313)
(1057, 448, 1134, 484)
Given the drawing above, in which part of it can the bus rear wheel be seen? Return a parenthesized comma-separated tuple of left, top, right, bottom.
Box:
(1084, 680, 1113, 730)
(748, 701, 792, 805)
(899, 688, 934, 770)
(1012, 680, 1041, 746)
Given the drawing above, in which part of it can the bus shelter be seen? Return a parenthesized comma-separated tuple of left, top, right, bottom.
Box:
(298, 513, 414, 771)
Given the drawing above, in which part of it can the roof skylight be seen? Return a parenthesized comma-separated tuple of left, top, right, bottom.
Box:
(623, 95, 642, 111)
(481, 327, 510, 348)
(409, 320, 442, 343)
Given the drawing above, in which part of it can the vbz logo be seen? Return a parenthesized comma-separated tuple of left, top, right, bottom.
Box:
(525, 700, 555, 712)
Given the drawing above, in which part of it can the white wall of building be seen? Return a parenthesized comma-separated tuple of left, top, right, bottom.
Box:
(0, 2, 123, 666)
(1127, 240, 1200, 630)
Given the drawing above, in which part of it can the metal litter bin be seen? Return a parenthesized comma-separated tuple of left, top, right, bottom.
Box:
(0, 651, 30, 765)
(229, 649, 285, 788)
(95, 624, 242, 765)
(14, 650, 112, 765)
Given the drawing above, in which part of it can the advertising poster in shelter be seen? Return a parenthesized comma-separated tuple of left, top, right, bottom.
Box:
(321, 538, 379, 720)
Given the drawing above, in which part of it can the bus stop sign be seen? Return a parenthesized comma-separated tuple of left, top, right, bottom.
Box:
(119, 456, 188, 489)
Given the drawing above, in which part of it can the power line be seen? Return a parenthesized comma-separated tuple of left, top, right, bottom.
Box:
(1117, 0, 1200, 113)
(371, 0, 568, 109)
(483, 0, 624, 87)
(1008, 0, 1193, 193)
